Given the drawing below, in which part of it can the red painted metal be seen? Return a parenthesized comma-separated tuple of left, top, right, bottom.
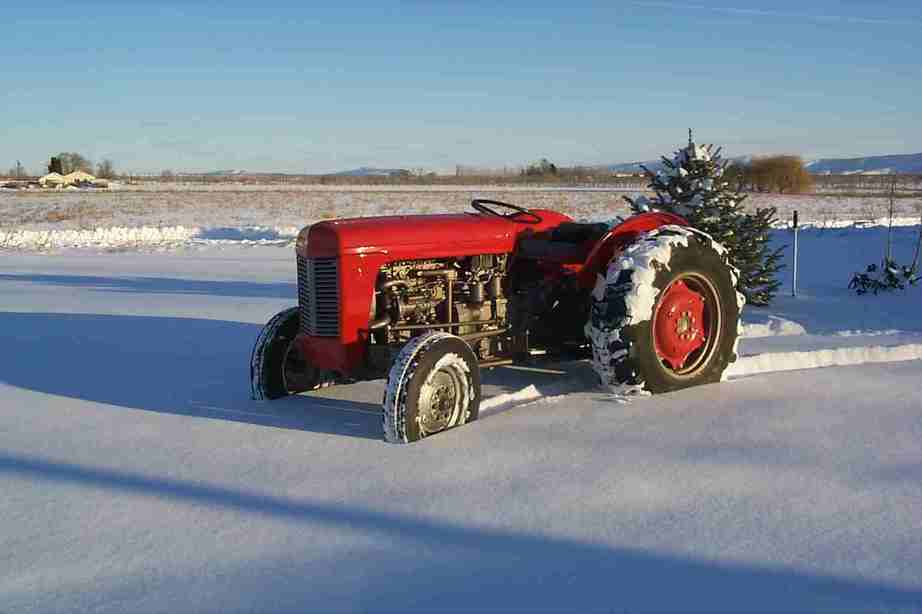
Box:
(296, 209, 572, 373)
(652, 278, 708, 371)
(306, 210, 572, 257)
(296, 335, 353, 374)
(295, 208, 688, 375)
(576, 211, 688, 288)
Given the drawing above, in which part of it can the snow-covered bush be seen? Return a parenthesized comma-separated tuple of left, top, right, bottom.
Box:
(849, 189, 922, 295)
(849, 260, 920, 295)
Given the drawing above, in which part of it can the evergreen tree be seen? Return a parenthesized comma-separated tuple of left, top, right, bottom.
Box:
(626, 131, 783, 305)
(48, 156, 63, 174)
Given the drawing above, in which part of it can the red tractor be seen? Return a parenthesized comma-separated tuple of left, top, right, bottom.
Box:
(251, 199, 744, 443)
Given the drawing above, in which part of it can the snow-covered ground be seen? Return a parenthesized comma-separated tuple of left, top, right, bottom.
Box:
(1, 213, 921, 611)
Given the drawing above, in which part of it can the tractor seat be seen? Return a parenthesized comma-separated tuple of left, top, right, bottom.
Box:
(517, 238, 586, 263)
(550, 222, 610, 244)
(517, 222, 610, 264)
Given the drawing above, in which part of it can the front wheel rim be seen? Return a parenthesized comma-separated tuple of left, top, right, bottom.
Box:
(652, 273, 722, 378)
(418, 366, 468, 436)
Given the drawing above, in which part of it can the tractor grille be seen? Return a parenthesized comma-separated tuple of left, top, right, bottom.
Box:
(297, 255, 340, 337)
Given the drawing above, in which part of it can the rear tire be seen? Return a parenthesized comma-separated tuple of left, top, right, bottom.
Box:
(586, 225, 744, 394)
(250, 307, 321, 400)
(383, 332, 481, 443)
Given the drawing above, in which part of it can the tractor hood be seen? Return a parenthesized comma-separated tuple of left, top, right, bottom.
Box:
(300, 210, 571, 258)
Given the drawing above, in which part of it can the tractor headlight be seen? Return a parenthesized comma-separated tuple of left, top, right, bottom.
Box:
(296, 226, 310, 254)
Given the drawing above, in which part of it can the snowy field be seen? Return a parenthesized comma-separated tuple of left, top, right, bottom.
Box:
(1, 211, 921, 611)
(2, 187, 920, 251)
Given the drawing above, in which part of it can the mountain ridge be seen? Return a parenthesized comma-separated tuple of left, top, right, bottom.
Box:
(176, 152, 922, 177)
(605, 152, 922, 175)
(805, 152, 922, 174)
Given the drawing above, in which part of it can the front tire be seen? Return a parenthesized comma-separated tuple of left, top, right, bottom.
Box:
(250, 307, 321, 400)
(587, 225, 744, 394)
(383, 332, 481, 443)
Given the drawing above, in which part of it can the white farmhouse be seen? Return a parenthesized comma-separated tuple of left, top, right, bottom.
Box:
(62, 170, 97, 185)
(38, 172, 66, 187)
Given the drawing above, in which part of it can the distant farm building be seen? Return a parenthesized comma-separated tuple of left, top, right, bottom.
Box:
(38, 172, 66, 187)
(38, 170, 110, 189)
(63, 170, 97, 184)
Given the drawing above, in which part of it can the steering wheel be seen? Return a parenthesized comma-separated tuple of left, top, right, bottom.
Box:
(471, 199, 543, 224)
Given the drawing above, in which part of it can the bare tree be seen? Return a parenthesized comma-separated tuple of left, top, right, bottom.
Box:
(723, 161, 750, 192)
(910, 200, 922, 278)
(747, 156, 814, 193)
(50, 152, 93, 174)
(96, 159, 116, 179)
(885, 177, 896, 263)
(523, 158, 558, 176)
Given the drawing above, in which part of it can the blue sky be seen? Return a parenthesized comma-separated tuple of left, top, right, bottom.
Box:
(4, 1, 921, 174)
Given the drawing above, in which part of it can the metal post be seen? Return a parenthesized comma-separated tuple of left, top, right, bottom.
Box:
(792, 210, 799, 297)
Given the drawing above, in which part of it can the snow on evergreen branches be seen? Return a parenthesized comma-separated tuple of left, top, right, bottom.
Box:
(625, 131, 782, 305)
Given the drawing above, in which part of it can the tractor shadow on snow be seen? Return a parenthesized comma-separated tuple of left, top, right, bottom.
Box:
(0, 273, 296, 299)
(0, 312, 583, 441)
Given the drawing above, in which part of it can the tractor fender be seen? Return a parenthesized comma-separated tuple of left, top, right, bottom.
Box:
(577, 211, 688, 289)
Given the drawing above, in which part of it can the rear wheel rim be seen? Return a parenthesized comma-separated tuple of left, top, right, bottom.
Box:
(652, 273, 722, 378)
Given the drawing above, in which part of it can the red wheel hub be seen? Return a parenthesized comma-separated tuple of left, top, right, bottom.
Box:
(653, 279, 709, 371)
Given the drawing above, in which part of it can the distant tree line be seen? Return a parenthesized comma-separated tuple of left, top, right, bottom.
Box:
(8, 151, 918, 194)
(812, 173, 922, 195)
(4, 160, 28, 179)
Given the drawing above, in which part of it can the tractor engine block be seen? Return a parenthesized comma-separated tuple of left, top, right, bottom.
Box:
(374, 255, 509, 357)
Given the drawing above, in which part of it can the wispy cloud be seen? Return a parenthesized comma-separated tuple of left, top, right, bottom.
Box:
(629, 1, 919, 27)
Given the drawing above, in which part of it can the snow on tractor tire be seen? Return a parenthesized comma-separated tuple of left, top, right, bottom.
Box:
(250, 199, 744, 443)
(250, 306, 317, 400)
(383, 332, 481, 444)
(586, 225, 745, 395)
(250, 307, 336, 400)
